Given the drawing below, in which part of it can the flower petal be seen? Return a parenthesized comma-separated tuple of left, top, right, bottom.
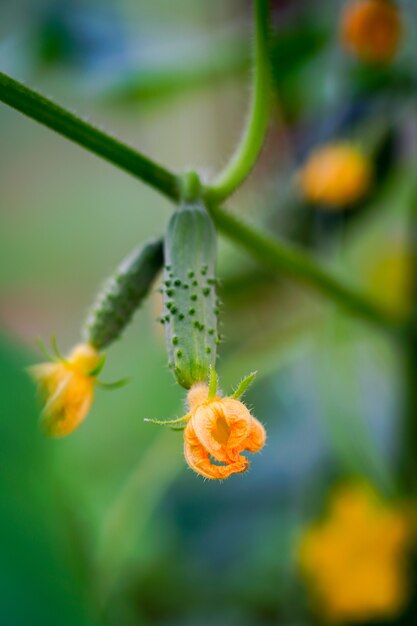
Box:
(42, 373, 94, 437)
(191, 398, 252, 463)
(187, 383, 209, 411)
(184, 421, 248, 480)
(67, 343, 101, 375)
(29, 362, 65, 396)
(244, 416, 266, 453)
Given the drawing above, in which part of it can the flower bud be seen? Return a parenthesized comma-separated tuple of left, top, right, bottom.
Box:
(30, 342, 101, 437)
(298, 142, 372, 209)
(341, 0, 401, 64)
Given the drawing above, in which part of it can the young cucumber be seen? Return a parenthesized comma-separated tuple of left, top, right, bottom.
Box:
(163, 202, 218, 389)
(84, 238, 163, 350)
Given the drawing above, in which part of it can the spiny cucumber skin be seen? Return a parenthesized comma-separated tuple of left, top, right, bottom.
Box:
(163, 202, 218, 389)
(84, 238, 163, 350)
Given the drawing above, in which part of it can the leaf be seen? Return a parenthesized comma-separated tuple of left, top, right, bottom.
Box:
(35, 337, 55, 362)
(50, 335, 64, 361)
(88, 353, 106, 377)
(97, 377, 129, 390)
(231, 371, 257, 400)
(144, 414, 189, 427)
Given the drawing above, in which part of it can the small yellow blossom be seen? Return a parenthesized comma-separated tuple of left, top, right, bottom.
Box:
(184, 382, 266, 480)
(299, 143, 372, 209)
(30, 342, 101, 437)
(341, 0, 402, 64)
(298, 483, 414, 623)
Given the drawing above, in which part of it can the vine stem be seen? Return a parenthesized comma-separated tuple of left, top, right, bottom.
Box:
(205, 0, 271, 204)
(0, 72, 181, 202)
(0, 70, 402, 336)
(208, 204, 403, 335)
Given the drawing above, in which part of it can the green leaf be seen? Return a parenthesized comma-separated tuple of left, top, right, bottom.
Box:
(231, 371, 257, 400)
(35, 337, 55, 362)
(97, 377, 129, 390)
(144, 414, 189, 427)
(50, 335, 64, 361)
(88, 353, 106, 377)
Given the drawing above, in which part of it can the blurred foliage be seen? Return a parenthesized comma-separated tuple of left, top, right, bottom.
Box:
(0, 336, 93, 625)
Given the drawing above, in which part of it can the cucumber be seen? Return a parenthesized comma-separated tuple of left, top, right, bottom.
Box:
(84, 238, 163, 350)
(163, 202, 218, 389)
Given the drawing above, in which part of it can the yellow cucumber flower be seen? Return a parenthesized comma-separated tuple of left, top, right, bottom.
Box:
(184, 382, 266, 480)
(146, 372, 266, 480)
(341, 0, 402, 64)
(298, 142, 372, 209)
(30, 342, 102, 437)
(298, 483, 414, 623)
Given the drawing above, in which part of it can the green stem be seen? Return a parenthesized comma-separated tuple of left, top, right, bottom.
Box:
(209, 204, 403, 336)
(0, 71, 402, 335)
(204, 0, 271, 204)
(0, 72, 180, 201)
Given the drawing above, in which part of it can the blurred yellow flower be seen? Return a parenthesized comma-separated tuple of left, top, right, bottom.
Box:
(341, 0, 402, 64)
(298, 483, 414, 623)
(30, 342, 101, 437)
(298, 143, 372, 209)
(184, 383, 266, 480)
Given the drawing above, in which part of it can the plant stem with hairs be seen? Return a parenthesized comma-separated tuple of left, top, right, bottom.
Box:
(0, 68, 400, 336)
